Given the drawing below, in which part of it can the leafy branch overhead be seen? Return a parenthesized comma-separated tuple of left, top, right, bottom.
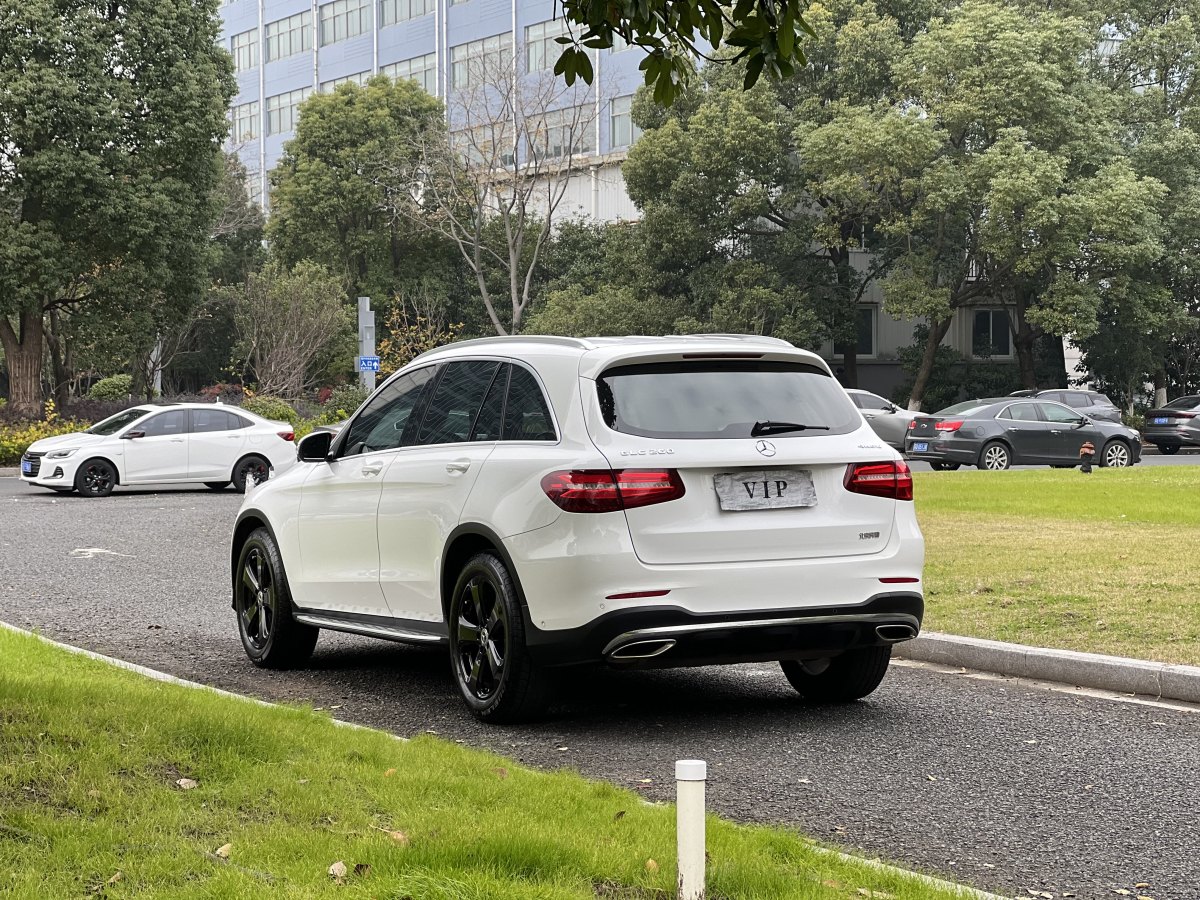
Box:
(554, 0, 814, 104)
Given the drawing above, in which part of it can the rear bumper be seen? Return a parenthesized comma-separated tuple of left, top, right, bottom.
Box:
(524, 593, 924, 668)
(1142, 426, 1200, 447)
(904, 438, 980, 465)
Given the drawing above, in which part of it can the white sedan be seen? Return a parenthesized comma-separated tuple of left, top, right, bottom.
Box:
(20, 403, 297, 497)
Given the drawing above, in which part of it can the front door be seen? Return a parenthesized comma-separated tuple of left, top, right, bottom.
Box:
(1038, 401, 1103, 464)
(293, 366, 438, 616)
(122, 410, 189, 483)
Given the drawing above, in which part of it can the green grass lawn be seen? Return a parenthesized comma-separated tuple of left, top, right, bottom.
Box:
(915, 466, 1200, 665)
(0, 628, 977, 900)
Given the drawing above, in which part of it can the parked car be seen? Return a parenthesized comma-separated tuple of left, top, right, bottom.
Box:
(906, 398, 1141, 471)
(846, 389, 918, 451)
(20, 403, 296, 497)
(1008, 389, 1122, 423)
(1141, 396, 1200, 454)
(230, 335, 925, 722)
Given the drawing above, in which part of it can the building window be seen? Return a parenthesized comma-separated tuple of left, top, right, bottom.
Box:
(529, 106, 595, 160)
(450, 33, 512, 89)
(266, 87, 312, 136)
(265, 11, 312, 62)
(321, 71, 371, 91)
(972, 309, 1012, 357)
(230, 28, 259, 73)
(834, 306, 876, 357)
(451, 125, 516, 168)
(526, 19, 569, 72)
(609, 95, 641, 149)
(381, 53, 436, 94)
(320, 0, 372, 46)
(246, 172, 263, 208)
(231, 100, 259, 142)
(380, 0, 431, 25)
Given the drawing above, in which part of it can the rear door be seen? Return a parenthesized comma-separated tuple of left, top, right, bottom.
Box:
(187, 409, 248, 480)
(585, 359, 897, 564)
(995, 401, 1051, 461)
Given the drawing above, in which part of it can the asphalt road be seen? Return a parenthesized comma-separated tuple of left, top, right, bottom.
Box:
(1, 476, 1197, 899)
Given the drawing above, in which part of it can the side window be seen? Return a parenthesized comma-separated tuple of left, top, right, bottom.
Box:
(470, 364, 509, 441)
(1062, 392, 1090, 409)
(850, 393, 868, 409)
(999, 402, 1040, 422)
(141, 410, 187, 437)
(192, 409, 236, 433)
(863, 392, 891, 410)
(1040, 402, 1082, 424)
(341, 367, 437, 456)
(415, 361, 501, 445)
(228, 413, 252, 429)
(503, 366, 556, 441)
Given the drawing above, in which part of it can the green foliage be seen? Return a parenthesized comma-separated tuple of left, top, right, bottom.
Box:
(0, 416, 89, 466)
(526, 286, 684, 337)
(85, 375, 133, 402)
(324, 384, 369, 417)
(293, 409, 347, 440)
(241, 395, 299, 425)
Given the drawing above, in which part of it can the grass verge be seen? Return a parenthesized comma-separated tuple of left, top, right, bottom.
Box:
(0, 628, 978, 899)
(916, 466, 1200, 665)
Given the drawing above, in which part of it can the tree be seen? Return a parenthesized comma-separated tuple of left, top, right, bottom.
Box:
(0, 0, 236, 415)
(377, 50, 603, 335)
(225, 260, 353, 398)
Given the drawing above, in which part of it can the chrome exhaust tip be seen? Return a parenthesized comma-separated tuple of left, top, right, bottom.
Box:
(875, 624, 918, 643)
(609, 639, 677, 660)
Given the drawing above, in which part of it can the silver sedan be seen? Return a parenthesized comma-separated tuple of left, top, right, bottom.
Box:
(846, 389, 918, 451)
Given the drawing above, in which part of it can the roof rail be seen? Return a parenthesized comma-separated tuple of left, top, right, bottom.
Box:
(409, 334, 595, 363)
(678, 333, 797, 347)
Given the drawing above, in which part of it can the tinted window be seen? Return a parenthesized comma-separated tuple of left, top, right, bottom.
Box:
(341, 367, 437, 456)
(1061, 392, 1090, 409)
(191, 409, 240, 433)
(1040, 402, 1082, 424)
(1090, 393, 1116, 407)
(934, 399, 1004, 416)
(999, 402, 1040, 422)
(1165, 395, 1200, 410)
(140, 410, 187, 437)
(471, 364, 509, 441)
(597, 361, 858, 439)
(416, 361, 501, 445)
(87, 408, 150, 436)
(504, 366, 556, 441)
(856, 392, 891, 411)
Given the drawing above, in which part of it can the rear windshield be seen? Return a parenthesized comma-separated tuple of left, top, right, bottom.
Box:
(1089, 393, 1116, 407)
(87, 408, 150, 436)
(596, 361, 859, 439)
(1165, 396, 1200, 410)
(932, 399, 1002, 416)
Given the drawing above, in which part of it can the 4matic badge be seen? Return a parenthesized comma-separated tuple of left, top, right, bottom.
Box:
(618, 448, 675, 456)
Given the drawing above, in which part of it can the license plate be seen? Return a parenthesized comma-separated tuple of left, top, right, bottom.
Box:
(1153, 417, 1168, 425)
(714, 469, 816, 511)
(912, 442, 929, 452)
(21, 460, 31, 474)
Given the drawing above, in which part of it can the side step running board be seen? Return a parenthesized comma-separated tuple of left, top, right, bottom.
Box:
(293, 613, 446, 645)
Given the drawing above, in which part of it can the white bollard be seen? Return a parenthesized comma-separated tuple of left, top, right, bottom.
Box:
(675, 759, 707, 900)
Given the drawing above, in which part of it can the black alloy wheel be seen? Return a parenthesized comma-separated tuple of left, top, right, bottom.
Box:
(74, 459, 116, 498)
(234, 528, 318, 668)
(233, 456, 270, 493)
(928, 462, 961, 471)
(1159, 444, 1180, 455)
(448, 552, 547, 723)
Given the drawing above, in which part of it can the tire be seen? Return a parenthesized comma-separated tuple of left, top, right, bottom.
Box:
(780, 646, 893, 703)
(73, 458, 117, 497)
(1100, 440, 1132, 468)
(448, 551, 548, 724)
(978, 441, 1011, 471)
(232, 456, 270, 493)
(1159, 444, 1180, 456)
(234, 527, 318, 669)
(929, 462, 961, 471)
(205, 481, 230, 491)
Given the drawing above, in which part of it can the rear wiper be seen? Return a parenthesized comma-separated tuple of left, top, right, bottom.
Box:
(751, 420, 831, 436)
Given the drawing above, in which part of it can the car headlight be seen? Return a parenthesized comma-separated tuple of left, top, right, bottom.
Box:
(46, 448, 78, 459)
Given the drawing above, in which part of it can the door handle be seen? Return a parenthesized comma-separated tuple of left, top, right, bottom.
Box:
(446, 459, 471, 474)
(170, 438, 185, 443)
(361, 462, 384, 476)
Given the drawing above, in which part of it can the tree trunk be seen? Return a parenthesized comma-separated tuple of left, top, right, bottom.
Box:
(1014, 329, 1038, 390)
(841, 349, 858, 389)
(1153, 368, 1168, 408)
(0, 311, 46, 417)
(45, 309, 72, 410)
(906, 318, 952, 412)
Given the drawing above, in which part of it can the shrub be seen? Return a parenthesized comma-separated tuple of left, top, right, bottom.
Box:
(200, 383, 246, 404)
(241, 395, 298, 424)
(86, 374, 133, 401)
(294, 409, 347, 440)
(0, 418, 90, 466)
(324, 384, 368, 417)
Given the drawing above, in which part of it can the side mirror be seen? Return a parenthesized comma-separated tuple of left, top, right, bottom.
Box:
(121, 430, 146, 440)
(885, 404, 898, 414)
(1075, 416, 1090, 426)
(297, 431, 333, 462)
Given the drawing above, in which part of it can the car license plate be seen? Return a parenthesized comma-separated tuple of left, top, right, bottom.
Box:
(713, 469, 816, 511)
(21, 460, 31, 474)
(913, 442, 929, 452)
(1153, 417, 1168, 425)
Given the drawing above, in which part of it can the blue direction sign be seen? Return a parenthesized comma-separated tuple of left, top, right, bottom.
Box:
(358, 355, 381, 372)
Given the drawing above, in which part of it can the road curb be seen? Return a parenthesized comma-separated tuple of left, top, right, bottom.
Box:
(899, 632, 1200, 704)
(0, 467, 17, 477)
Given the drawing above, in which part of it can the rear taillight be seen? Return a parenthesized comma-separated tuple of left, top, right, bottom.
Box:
(278, 431, 295, 442)
(934, 420, 963, 432)
(844, 461, 913, 501)
(1174, 412, 1196, 419)
(541, 469, 685, 512)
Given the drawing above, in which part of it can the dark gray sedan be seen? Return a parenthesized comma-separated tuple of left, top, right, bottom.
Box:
(905, 398, 1142, 470)
(1142, 395, 1200, 454)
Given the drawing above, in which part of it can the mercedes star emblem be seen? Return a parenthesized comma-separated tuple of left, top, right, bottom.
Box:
(755, 439, 777, 457)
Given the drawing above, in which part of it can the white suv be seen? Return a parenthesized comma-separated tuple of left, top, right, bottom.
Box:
(230, 336, 924, 722)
